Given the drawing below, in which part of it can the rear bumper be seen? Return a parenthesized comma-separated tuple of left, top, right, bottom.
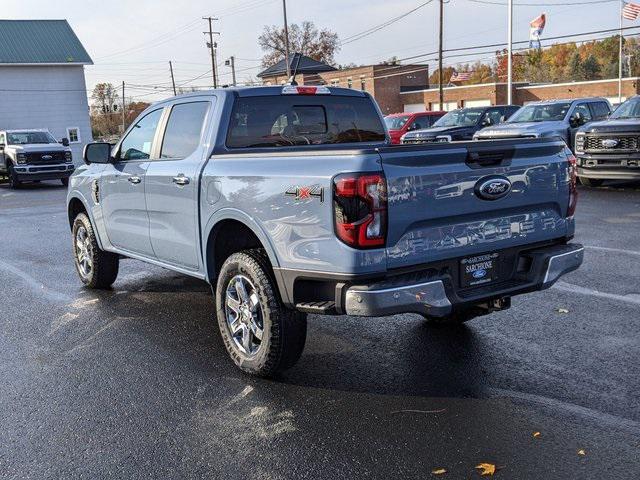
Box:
(14, 163, 74, 181)
(343, 243, 584, 317)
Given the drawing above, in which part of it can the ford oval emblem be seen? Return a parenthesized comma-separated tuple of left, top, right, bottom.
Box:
(601, 139, 619, 148)
(475, 176, 512, 201)
(42, 155, 53, 160)
(473, 269, 487, 279)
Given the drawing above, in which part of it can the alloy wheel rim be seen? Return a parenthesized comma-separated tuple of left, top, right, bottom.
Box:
(75, 226, 93, 279)
(224, 274, 264, 357)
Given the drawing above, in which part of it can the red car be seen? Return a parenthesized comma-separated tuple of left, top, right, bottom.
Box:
(384, 111, 446, 144)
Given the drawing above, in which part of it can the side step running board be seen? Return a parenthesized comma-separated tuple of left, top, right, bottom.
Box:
(295, 301, 337, 314)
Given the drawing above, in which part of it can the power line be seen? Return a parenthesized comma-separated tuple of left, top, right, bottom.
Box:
(466, 0, 617, 5)
(341, 0, 436, 46)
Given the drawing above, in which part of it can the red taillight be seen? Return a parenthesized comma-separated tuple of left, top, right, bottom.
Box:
(333, 173, 387, 248)
(567, 153, 578, 218)
(281, 85, 331, 95)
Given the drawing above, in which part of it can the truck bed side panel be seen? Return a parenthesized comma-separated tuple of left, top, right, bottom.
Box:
(200, 150, 387, 275)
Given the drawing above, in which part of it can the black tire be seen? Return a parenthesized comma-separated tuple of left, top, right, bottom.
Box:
(7, 164, 21, 189)
(72, 212, 119, 289)
(61, 177, 69, 187)
(215, 249, 307, 377)
(579, 177, 604, 187)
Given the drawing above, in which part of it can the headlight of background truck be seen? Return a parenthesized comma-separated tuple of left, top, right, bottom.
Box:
(16, 153, 27, 164)
(65, 151, 73, 163)
(574, 133, 585, 154)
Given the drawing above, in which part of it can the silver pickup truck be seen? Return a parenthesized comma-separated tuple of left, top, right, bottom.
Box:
(67, 86, 583, 376)
(0, 129, 75, 188)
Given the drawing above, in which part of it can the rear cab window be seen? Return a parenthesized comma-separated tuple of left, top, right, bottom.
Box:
(226, 93, 386, 149)
(590, 101, 611, 120)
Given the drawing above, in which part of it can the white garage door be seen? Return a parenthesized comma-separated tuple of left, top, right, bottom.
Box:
(464, 99, 491, 108)
(403, 103, 426, 113)
(432, 101, 458, 111)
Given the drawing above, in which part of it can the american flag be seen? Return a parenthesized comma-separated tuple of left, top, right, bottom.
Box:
(622, 1, 640, 20)
(450, 70, 473, 82)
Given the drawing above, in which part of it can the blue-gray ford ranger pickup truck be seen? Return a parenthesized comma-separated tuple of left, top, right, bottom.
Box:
(67, 86, 584, 376)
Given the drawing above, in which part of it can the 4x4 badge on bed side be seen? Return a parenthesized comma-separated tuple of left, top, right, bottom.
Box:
(285, 185, 324, 202)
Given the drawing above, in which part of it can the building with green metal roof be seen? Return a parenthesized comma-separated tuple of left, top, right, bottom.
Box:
(0, 20, 93, 164)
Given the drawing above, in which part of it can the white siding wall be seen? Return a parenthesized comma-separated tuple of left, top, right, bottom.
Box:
(0, 65, 92, 165)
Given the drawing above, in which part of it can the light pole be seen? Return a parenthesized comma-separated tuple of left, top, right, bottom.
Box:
(438, 0, 444, 109)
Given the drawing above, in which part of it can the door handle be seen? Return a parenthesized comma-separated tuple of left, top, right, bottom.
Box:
(127, 176, 142, 184)
(172, 175, 190, 186)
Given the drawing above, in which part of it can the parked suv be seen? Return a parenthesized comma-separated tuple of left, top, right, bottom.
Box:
(401, 105, 520, 144)
(67, 86, 582, 377)
(384, 111, 445, 144)
(574, 95, 640, 186)
(0, 129, 74, 188)
(474, 98, 611, 151)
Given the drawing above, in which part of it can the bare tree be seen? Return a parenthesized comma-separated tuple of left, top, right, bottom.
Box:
(258, 21, 340, 68)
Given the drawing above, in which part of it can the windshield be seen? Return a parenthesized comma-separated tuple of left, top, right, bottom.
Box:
(384, 115, 411, 130)
(610, 99, 640, 119)
(433, 108, 484, 127)
(7, 131, 57, 145)
(508, 103, 571, 123)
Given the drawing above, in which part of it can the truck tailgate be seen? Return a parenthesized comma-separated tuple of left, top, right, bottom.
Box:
(379, 139, 572, 270)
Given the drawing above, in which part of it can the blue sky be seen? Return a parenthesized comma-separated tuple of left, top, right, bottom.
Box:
(3, 0, 628, 102)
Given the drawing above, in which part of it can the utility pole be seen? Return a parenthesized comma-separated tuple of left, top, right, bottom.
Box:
(438, 0, 444, 109)
(507, 0, 513, 104)
(169, 61, 177, 95)
(203, 16, 220, 88)
(283, 0, 291, 78)
(226, 56, 237, 86)
(121, 81, 126, 133)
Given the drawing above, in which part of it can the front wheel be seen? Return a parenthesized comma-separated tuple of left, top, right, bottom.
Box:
(579, 177, 604, 187)
(7, 164, 21, 189)
(215, 249, 307, 377)
(72, 213, 119, 289)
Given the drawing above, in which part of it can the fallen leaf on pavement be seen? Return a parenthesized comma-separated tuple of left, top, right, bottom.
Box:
(432, 468, 447, 475)
(578, 449, 586, 456)
(533, 431, 541, 438)
(557, 308, 569, 314)
(475, 463, 496, 476)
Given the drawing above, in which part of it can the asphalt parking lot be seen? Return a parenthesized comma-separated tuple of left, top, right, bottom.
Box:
(1, 181, 639, 479)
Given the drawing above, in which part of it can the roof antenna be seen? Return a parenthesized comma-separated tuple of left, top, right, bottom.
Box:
(288, 53, 302, 86)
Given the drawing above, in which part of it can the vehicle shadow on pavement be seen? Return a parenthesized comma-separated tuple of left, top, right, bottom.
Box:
(279, 317, 487, 399)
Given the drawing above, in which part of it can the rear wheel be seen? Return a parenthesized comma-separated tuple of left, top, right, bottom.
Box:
(72, 213, 119, 289)
(7, 164, 21, 189)
(215, 249, 307, 377)
(579, 177, 604, 187)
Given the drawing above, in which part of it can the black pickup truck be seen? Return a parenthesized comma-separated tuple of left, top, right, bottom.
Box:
(575, 96, 640, 186)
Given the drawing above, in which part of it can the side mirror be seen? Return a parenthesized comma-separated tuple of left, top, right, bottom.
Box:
(0, 142, 5, 150)
(482, 117, 494, 127)
(570, 112, 584, 128)
(83, 142, 112, 164)
(61, 137, 70, 147)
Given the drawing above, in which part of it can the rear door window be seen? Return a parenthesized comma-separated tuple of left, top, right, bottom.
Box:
(160, 102, 209, 159)
(226, 95, 386, 148)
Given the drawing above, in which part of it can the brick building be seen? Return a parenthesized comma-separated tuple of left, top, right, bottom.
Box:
(400, 77, 640, 112)
(258, 54, 428, 114)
